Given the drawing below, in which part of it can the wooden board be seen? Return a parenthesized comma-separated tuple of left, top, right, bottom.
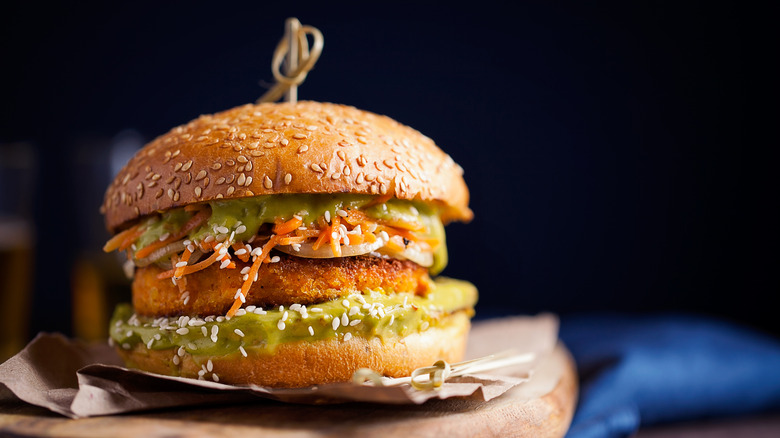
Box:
(0, 344, 577, 438)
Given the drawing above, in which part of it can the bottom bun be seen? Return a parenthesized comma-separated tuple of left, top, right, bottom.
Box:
(115, 311, 471, 388)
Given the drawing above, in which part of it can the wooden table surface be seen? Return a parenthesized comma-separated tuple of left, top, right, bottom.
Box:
(0, 344, 577, 438)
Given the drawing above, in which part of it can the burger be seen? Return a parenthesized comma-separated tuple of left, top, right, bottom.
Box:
(102, 101, 477, 387)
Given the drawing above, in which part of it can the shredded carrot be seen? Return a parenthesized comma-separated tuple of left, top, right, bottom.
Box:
(385, 235, 407, 252)
(378, 225, 419, 242)
(273, 216, 303, 235)
(232, 242, 250, 262)
(157, 247, 222, 279)
(226, 235, 280, 317)
(330, 216, 342, 257)
(278, 236, 306, 245)
(200, 239, 217, 252)
(173, 246, 194, 278)
(103, 223, 143, 252)
(134, 208, 211, 260)
(134, 235, 175, 259)
(345, 208, 424, 232)
(118, 226, 147, 251)
(294, 229, 320, 238)
(177, 208, 211, 238)
(347, 233, 364, 245)
(312, 225, 331, 250)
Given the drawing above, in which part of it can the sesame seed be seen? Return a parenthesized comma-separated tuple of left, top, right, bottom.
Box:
(281, 311, 289, 322)
(201, 326, 208, 336)
(349, 306, 360, 316)
(254, 308, 266, 315)
(350, 319, 362, 326)
(284, 173, 292, 184)
(308, 326, 314, 336)
(175, 261, 188, 268)
(421, 321, 429, 330)
(298, 145, 309, 153)
(310, 307, 323, 313)
(176, 327, 189, 335)
(277, 321, 286, 330)
(220, 259, 231, 269)
(342, 299, 350, 308)
(336, 209, 348, 218)
(234, 329, 245, 337)
(212, 373, 220, 382)
(310, 163, 323, 173)
(332, 317, 340, 331)
(343, 333, 353, 342)
(173, 355, 180, 365)
(293, 133, 307, 139)
(147, 339, 154, 349)
(177, 346, 186, 357)
(239, 346, 248, 357)
(341, 313, 349, 327)
(324, 211, 331, 223)
(263, 176, 273, 189)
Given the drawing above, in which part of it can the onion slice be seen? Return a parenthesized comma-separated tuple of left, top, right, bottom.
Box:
(134, 240, 186, 267)
(378, 245, 434, 267)
(275, 239, 385, 258)
(275, 237, 434, 268)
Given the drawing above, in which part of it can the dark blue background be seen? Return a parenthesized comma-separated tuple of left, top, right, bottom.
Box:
(1, 2, 773, 338)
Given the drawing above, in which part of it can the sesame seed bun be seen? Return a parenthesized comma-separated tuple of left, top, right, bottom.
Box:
(115, 311, 471, 388)
(102, 101, 472, 233)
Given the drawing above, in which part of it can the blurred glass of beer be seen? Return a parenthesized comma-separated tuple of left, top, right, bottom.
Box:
(0, 142, 36, 362)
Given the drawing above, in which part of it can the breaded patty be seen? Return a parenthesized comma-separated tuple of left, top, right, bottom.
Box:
(132, 253, 432, 317)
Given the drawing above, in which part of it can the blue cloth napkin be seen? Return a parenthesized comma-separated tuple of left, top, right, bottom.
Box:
(559, 313, 780, 438)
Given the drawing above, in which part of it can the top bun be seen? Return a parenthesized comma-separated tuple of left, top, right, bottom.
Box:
(102, 101, 472, 232)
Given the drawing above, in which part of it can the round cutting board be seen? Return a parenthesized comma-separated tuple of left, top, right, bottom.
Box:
(0, 343, 576, 437)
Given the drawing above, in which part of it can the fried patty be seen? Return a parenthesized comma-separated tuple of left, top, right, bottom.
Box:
(132, 253, 432, 317)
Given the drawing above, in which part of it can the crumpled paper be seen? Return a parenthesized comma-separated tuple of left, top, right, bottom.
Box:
(0, 314, 558, 418)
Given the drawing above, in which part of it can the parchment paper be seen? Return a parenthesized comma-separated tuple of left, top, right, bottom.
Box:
(0, 314, 558, 418)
